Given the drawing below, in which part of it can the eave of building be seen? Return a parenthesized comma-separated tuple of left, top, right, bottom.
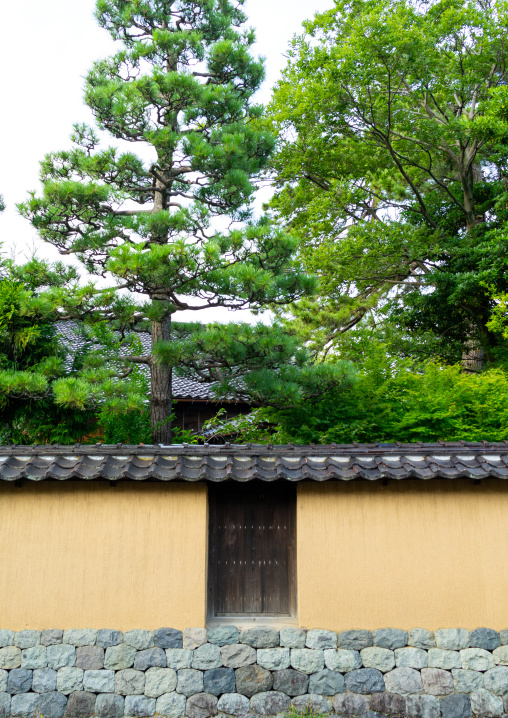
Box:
(0, 442, 508, 482)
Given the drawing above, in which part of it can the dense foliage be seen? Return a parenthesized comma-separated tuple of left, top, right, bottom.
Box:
(6, 0, 508, 445)
(209, 359, 508, 445)
(0, 260, 97, 443)
(267, 0, 508, 366)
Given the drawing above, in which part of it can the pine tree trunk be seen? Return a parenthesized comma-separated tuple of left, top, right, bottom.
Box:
(150, 316, 172, 444)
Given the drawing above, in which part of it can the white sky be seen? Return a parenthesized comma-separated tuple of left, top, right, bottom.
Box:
(0, 0, 331, 320)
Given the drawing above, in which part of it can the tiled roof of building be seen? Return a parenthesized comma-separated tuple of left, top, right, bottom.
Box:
(57, 322, 229, 402)
(1, 442, 508, 482)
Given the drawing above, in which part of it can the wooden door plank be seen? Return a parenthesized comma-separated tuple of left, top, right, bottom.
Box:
(208, 481, 296, 617)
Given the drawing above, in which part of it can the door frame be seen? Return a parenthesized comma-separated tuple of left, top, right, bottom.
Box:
(206, 480, 297, 622)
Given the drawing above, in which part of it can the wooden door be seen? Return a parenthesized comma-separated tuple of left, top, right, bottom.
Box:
(208, 481, 296, 617)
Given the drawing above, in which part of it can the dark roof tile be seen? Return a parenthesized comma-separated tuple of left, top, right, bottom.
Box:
(0, 442, 508, 482)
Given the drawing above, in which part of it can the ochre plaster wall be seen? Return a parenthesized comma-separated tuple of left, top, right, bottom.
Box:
(0, 481, 207, 630)
(297, 479, 508, 631)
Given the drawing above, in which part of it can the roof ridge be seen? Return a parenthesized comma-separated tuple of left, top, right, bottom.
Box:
(2, 441, 508, 456)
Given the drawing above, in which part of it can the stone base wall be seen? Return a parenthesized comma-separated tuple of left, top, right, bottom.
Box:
(0, 627, 507, 718)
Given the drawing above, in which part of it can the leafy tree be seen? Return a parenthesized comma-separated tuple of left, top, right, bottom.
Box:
(0, 260, 94, 443)
(0, 255, 153, 443)
(224, 357, 508, 445)
(267, 0, 508, 365)
(19, 0, 334, 444)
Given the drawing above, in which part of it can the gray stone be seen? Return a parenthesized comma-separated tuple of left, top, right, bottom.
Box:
(441, 694, 472, 718)
(123, 630, 154, 650)
(104, 644, 137, 670)
(484, 667, 508, 695)
(453, 670, 484, 694)
(333, 693, 369, 716)
(461, 649, 495, 672)
(280, 628, 307, 649)
(409, 629, 436, 650)
(363, 711, 385, 718)
(470, 630, 501, 651)
(345, 668, 385, 694)
(370, 692, 406, 718)
(395, 647, 428, 669)
(324, 648, 362, 672)
(57, 667, 84, 694)
(428, 649, 462, 670)
(361, 647, 396, 673)
(217, 693, 250, 716)
(10, 692, 39, 717)
(167, 649, 194, 669)
(272, 669, 309, 696)
(192, 644, 223, 670)
(64, 691, 96, 718)
(435, 630, 470, 651)
(290, 648, 325, 674)
(0, 631, 14, 648)
(21, 645, 47, 669)
(95, 693, 124, 718)
(178, 669, 205, 697)
(95, 693, 125, 718)
(291, 694, 333, 714)
(504, 695, 508, 714)
(338, 630, 373, 650)
(8, 668, 33, 694)
(156, 692, 187, 717)
(235, 665, 272, 697)
(421, 668, 454, 695)
(144, 667, 177, 698)
(500, 632, 508, 646)
(406, 694, 440, 718)
(250, 691, 291, 716)
(471, 690, 503, 717)
(256, 648, 290, 671)
(204, 668, 236, 696)
(239, 628, 279, 649)
(0, 646, 21, 669)
(306, 630, 337, 650)
(38, 691, 67, 718)
(154, 628, 183, 649)
(493, 647, 508, 666)
(0, 672, 5, 693)
(186, 693, 218, 718)
(309, 668, 345, 695)
(221, 645, 256, 669)
(33, 668, 57, 693)
(134, 647, 166, 671)
(184, 629, 208, 650)
(41, 631, 63, 647)
(114, 669, 145, 695)
(63, 631, 97, 648)
(47, 645, 76, 670)
(83, 670, 115, 694)
(14, 630, 40, 649)
(76, 646, 104, 671)
(0, 693, 9, 718)
(96, 631, 123, 649)
(384, 667, 423, 695)
(373, 630, 408, 650)
(124, 694, 156, 717)
(207, 627, 239, 647)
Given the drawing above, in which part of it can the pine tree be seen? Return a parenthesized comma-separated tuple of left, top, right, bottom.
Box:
(21, 0, 319, 443)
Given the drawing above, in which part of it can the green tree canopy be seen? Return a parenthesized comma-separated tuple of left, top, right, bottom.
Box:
(20, 0, 339, 444)
(267, 0, 508, 365)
